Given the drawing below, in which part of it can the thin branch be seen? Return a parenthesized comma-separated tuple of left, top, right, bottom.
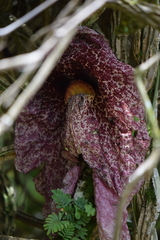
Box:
(56, 0, 80, 21)
(113, 146, 160, 240)
(0, 70, 35, 107)
(58, 0, 108, 34)
(0, 0, 59, 37)
(0, 65, 37, 108)
(106, 0, 160, 30)
(32, 0, 81, 41)
(0, 1, 81, 108)
(0, 36, 56, 70)
(134, 56, 160, 140)
(15, 210, 44, 230)
(113, 53, 160, 239)
(0, 28, 77, 136)
(153, 64, 160, 112)
(0, 0, 80, 71)
(0, 0, 108, 71)
(137, 53, 160, 74)
(0, 0, 108, 136)
(136, 74, 160, 139)
(0, 1, 81, 107)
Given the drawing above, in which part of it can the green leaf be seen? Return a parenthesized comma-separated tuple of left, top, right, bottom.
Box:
(75, 206, 81, 219)
(44, 213, 69, 235)
(51, 189, 72, 208)
(58, 223, 75, 239)
(75, 227, 88, 239)
(85, 203, 96, 217)
(76, 214, 89, 226)
(133, 116, 140, 121)
(64, 211, 74, 222)
(63, 203, 74, 217)
(44, 189, 96, 239)
(74, 197, 87, 210)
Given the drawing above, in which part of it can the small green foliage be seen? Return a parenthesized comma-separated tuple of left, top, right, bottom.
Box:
(51, 189, 72, 208)
(133, 116, 140, 122)
(44, 189, 96, 239)
(132, 130, 138, 137)
(147, 124, 153, 138)
(75, 197, 87, 210)
(44, 213, 70, 235)
(85, 203, 96, 217)
(58, 223, 75, 240)
(115, 14, 145, 34)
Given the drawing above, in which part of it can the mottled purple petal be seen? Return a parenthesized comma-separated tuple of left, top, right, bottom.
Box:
(61, 165, 82, 195)
(14, 80, 68, 216)
(62, 91, 149, 239)
(93, 174, 130, 240)
(14, 26, 150, 238)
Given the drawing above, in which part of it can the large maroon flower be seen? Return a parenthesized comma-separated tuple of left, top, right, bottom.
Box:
(14, 27, 150, 240)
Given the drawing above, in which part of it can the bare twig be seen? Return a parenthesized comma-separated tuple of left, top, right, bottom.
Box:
(0, 0, 160, 69)
(60, 0, 108, 32)
(153, 64, 160, 111)
(0, 70, 35, 107)
(0, 1, 81, 108)
(0, 0, 108, 136)
(0, 0, 59, 37)
(134, 55, 160, 140)
(15, 210, 44, 230)
(0, 0, 108, 71)
(113, 53, 160, 239)
(0, 27, 76, 136)
(137, 53, 160, 74)
(0, 35, 56, 70)
(0, 0, 80, 71)
(32, 0, 81, 41)
(106, 0, 160, 30)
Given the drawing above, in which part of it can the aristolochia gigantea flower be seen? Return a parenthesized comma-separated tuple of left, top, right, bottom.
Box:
(14, 27, 150, 240)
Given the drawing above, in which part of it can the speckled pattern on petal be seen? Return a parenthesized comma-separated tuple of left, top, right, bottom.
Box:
(14, 81, 69, 216)
(56, 26, 150, 193)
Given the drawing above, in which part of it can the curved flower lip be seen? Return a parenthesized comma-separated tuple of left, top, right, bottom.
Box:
(14, 26, 150, 222)
(55, 26, 150, 181)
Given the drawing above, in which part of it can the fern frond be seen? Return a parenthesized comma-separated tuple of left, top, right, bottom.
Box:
(76, 212, 90, 226)
(58, 223, 75, 239)
(44, 212, 69, 235)
(75, 227, 88, 240)
(63, 203, 75, 216)
(64, 211, 74, 222)
(52, 189, 72, 208)
(44, 189, 96, 239)
(44, 212, 62, 224)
